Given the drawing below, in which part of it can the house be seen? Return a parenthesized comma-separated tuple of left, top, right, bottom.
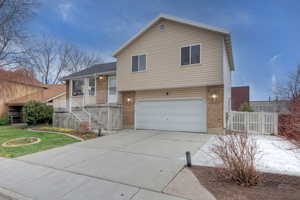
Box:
(7, 84, 66, 123)
(0, 69, 66, 123)
(250, 100, 290, 113)
(231, 86, 250, 111)
(57, 14, 234, 133)
(0, 68, 46, 119)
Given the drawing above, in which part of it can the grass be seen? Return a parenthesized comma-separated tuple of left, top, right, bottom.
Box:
(0, 126, 80, 158)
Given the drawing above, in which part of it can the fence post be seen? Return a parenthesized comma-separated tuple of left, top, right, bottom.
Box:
(246, 112, 249, 133)
(260, 112, 265, 134)
(274, 113, 278, 135)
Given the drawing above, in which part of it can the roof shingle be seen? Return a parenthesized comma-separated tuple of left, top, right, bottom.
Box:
(61, 62, 116, 80)
(7, 84, 65, 105)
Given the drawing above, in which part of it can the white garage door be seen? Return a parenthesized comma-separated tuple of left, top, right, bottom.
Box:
(135, 99, 206, 132)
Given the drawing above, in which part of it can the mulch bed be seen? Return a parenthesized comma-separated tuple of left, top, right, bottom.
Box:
(32, 128, 97, 140)
(66, 132, 97, 140)
(191, 166, 300, 200)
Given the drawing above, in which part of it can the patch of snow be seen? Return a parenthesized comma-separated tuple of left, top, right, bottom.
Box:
(191, 135, 300, 176)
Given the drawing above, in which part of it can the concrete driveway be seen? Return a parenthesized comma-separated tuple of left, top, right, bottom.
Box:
(0, 130, 212, 200)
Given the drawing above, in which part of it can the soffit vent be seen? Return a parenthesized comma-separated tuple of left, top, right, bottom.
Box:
(159, 24, 165, 32)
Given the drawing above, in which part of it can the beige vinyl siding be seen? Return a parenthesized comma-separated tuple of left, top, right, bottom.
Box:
(135, 87, 207, 101)
(116, 19, 224, 91)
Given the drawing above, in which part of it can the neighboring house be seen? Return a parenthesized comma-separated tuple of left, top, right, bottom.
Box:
(231, 86, 250, 111)
(58, 14, 234, 133)
(6, 84, 66, 123)
(0, 69, 66, 122)
(250, 100, 290, 113)
(0, 69, 46, 118)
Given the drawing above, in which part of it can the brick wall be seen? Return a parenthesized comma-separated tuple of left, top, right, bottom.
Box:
(122, 91, 135, 128)
(96, 76, 108, 104)
(207, 85, 224, 129)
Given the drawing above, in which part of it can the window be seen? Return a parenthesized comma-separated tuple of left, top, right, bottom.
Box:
(72, 79, 84, 96)
(108, 76, 116, 95)
(132, 54, 146, 72)
(88, 78, 95, 96)
(181, 44, 201, 66)
(181, 47, 190, 65)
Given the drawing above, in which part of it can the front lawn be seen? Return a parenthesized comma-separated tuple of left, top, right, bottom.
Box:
(0, 126, 80, 158)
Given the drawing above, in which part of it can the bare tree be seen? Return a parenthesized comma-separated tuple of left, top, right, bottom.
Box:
(0, 0, 37, 67)
(67, 45, 102, 74)
(20, 37, 102, 84)
(277, 65, 300, 101)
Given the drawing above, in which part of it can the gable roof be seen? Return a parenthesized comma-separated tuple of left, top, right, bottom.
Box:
(7, 84, 66, 106)
(61, 62, 116, 81)
(0, 68, 46, 88)
(112, 14, 234, 70)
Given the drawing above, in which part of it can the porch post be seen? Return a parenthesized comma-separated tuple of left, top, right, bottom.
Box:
(69, 80, 72, 112)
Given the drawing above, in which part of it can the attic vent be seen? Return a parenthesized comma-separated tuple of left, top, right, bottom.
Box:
(159, 24, 165, 32)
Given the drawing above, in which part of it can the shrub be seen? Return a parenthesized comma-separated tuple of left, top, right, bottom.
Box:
(23, 101, 53, 125)
(239, 103, 253, 112)
(0, 117, 9, 125)
(211, 132, 261, 187)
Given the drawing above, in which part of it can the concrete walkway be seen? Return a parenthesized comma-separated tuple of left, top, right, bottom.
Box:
(0, 130, 214, 200)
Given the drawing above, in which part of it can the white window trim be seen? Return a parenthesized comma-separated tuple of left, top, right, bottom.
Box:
(71, 77, 97, 97)
(180, 43, 202, 67)
(107, 75, 118, 103)
(131, 54, 147, 72)
(71, 79, 84, 97)
(88, 77, 96, 96)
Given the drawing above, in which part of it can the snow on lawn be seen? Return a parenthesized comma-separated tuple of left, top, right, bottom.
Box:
(192, 135, 300, 176)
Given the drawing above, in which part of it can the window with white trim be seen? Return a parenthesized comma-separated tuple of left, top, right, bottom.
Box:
(132, 54, 146, 72)
(181, 44, 201, 66)
(72, 79, 84, 96)
(88, 78, 95, 96)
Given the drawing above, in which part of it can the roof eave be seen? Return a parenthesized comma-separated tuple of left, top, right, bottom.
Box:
(61, 71, 116, 81)
(224, 35, 235, 71)
(112, 14, 231, 57)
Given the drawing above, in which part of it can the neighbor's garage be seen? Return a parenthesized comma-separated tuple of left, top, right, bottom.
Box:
(135, 99, 207, 132)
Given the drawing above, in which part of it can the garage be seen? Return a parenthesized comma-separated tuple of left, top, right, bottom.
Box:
(135, 99, 207, 132)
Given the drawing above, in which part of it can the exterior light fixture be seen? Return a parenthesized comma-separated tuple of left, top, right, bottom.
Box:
(127, 98, 131, 102)
(211, 94, 218, 99)
(99, 76, 103, 80)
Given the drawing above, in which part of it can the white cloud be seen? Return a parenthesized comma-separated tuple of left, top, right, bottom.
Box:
(104, 16, 144, 38)
(58, 1, 73, 22)
(208, 10, 253, 28)
(98, 51, 116, 62)
(268, 54, 280, 65)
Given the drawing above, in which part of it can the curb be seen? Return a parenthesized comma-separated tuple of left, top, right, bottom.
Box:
(0, 187, 32, 200)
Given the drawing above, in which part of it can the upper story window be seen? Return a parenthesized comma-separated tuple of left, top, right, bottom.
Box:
(181, 44, 201, 66)
(72, 79, 84, 96)
(132, 54, 146, 72)
(88, 78, 95, 96)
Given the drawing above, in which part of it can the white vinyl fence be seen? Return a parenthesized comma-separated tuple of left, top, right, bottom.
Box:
(227, 111, 278, 135)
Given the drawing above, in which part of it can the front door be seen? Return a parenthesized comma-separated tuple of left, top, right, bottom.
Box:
(107, 76, 117, 103)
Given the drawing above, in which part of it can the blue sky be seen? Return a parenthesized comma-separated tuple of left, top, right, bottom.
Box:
(28, 0, 300, 100)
